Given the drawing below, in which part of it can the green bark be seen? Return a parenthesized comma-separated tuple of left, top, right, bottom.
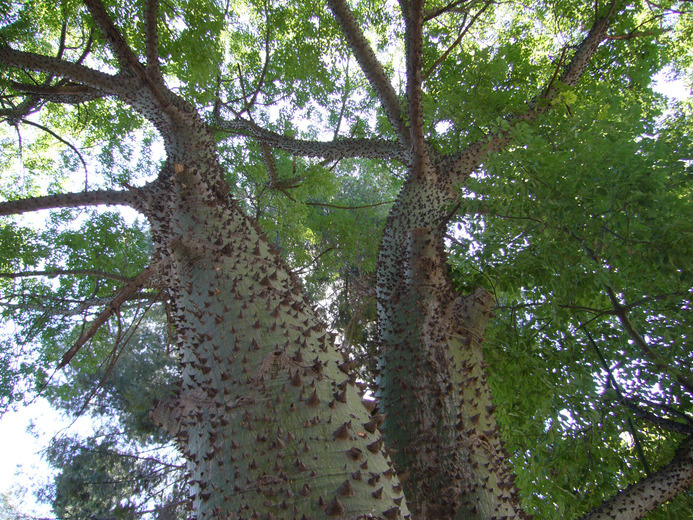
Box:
(376, 164, 524, 518)
(144, 125, 408, 518)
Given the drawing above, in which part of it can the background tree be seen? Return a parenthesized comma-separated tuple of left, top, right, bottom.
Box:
(0, 0, 691, 519)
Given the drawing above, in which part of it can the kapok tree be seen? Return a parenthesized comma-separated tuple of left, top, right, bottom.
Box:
(1, 0, 691, 519)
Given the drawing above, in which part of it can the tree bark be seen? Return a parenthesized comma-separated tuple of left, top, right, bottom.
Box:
(137, 95, 409, 518)
(576, 436, 693, 520)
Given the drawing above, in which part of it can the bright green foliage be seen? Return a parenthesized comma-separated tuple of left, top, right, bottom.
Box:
(0, 0, 692, 518)
(448, 80, 693, 519)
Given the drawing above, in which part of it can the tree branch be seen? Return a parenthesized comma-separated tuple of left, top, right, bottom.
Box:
(83, 0, 141, 72)
(444, 4, 616, 183)
(212, 117, 406, 161)
(83, 0, 170, 107)
(3, 80, 104, 105)
(19, 118, 90, 190)
(0, 45, 127, 95)
(424, 0, 468, 21)
(326, 0, 410, 148)
(0, 189, 141, 216)
(423, 0, 492, 81)
(144, 0, 162, 79)
(576, 436, 693, 520)
(57, 264, 157, 369)
(605, 286, 693, 395)
(404, 0, 426, 172)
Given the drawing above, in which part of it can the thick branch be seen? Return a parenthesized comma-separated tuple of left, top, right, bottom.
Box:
(576, 436, 693, 520)
(83, 0, 141, 72)
(404, 0, 426, 168)
(57, 264, 156, 369)
(83, 0, 170, 108)
(326, 0, 410, 147)
(4, 81, 104, 105)
(213, 117, 406, 161)
(445, 6, 615, 183)
(0, 45, 126, 95)
(0, 189, 141, 216)
(144, 0, 161, 79)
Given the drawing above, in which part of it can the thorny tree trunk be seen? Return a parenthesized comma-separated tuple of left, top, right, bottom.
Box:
(2, 0, 693, 519)
(376, 158, 524, 520)
(134, 99, 411, 519)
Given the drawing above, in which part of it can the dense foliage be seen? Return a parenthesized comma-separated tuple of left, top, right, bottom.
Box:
(0, 0, 691, 518)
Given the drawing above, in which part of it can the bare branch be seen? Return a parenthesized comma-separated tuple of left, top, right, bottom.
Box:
(326, 0, 410, 147)
(0, 189, 141, 216)
(19, 118, 89, 190)
(423, 0, 492, 81)
(576, 436, 693, 520)
(0, 292, 159, 316)
(58, 264, 157, 369)
(213, 117, 406, 162)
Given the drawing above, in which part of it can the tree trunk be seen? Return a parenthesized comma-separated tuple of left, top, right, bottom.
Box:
(376, 161, 525, 519)
(138, 100, 410, 518)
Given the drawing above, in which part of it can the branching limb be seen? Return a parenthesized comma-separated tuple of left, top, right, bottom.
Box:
(576, 435, 693, 520)
(0, 45, 127, 95)
(621, 397, 693, 436)
(83, 0, 170, 108)
(212, 117, 406, 161)
(444, 3, 617, 183)
(0, 189, 141, 216)
(58, 264, 157, 369)
(83, 0, 141, 72)
(326, 0, 410, 148)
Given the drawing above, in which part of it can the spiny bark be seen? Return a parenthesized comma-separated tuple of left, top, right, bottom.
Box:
(576, 436, 693, 520)
(144, 143, 409, 518)
(0, 189, 140, 216)
(376, 164, 524, 519)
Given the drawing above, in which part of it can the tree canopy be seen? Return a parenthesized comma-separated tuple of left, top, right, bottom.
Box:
(0, 0, 691, 519)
